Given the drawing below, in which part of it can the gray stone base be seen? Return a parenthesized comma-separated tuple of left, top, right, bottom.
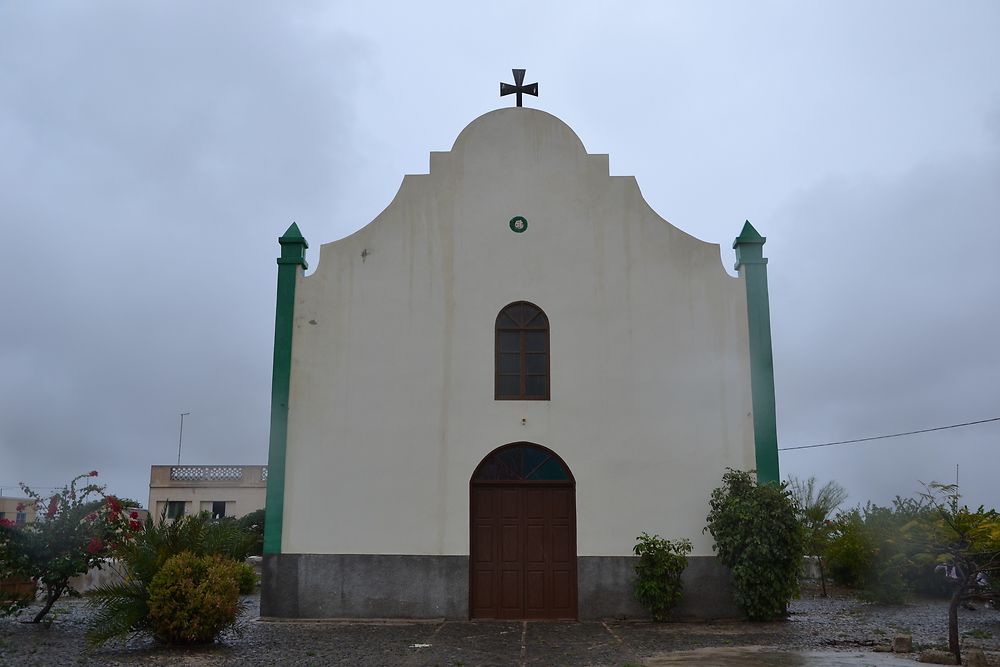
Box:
(261, 554, 738, 620)
(261, 553, 468, 619)
(577, 555, 740, 620)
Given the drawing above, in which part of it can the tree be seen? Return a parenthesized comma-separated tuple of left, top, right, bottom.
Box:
(0, 472, 129, 623)
(705, 469, 806, 620)
(905, 483, 1000, 665)
(788, 475, 848, 596)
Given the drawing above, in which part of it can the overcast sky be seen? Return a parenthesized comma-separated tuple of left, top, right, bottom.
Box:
(1, 2, 997, 513)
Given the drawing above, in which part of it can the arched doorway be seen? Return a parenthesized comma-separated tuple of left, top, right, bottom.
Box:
(469, 442, 577, 619)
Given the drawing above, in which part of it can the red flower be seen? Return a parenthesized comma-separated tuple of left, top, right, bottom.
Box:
(106, 497, 122, 513)
(85, 513, 98, 522)
(0, 518, 14, 528)
(129, 510, 139, 519)
(46, 496, 60, 519)
(85, 537, 103, 554)
(88, 470, 99, 477)
(15, 503, 25, 512)
(129, 519, 141, 531)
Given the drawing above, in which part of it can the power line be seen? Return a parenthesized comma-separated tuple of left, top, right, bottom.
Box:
(0, 485, 65, 495)
(779, 416, 1000, 452)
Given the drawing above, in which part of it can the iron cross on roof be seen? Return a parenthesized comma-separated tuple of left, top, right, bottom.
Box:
(500, 69, 538, 107)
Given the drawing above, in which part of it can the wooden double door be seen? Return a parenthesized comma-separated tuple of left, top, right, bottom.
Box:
(470, 484, 577, 619)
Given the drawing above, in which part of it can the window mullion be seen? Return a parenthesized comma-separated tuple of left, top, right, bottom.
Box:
(519, 330, 527, 398)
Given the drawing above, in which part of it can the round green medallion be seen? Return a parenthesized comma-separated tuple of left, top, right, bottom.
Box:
(509, 216, 528, 233)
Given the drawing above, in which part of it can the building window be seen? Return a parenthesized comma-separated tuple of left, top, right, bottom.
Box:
(15, 512, 27, 526)
(472, 442, 572, 482)
(495, 301, 549, 400)
(166, 501, 185, 520)
(211, 501, 227, 520)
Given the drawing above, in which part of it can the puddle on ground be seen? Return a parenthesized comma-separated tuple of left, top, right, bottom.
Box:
(645, 646, 917, 666)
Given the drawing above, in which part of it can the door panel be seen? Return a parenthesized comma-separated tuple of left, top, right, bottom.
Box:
(472, 570, 493, 609)
(553, 570, 571, 608)
(551, 525, 571, 562)
(550, 488, 570, 518)
(525, 570, 545, 613)
(501, 524, 519, 561)
(501, 488, 519, 517)
(470, 487, 496, 617)
(525, 525, 544, 561)
(474, 525, 493, 561)
(500, 569, 520, 613)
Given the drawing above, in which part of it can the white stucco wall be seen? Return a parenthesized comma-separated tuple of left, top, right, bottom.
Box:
(282, 108, 754, 557)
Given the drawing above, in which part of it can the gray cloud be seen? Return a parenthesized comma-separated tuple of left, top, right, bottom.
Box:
(774, 138, 1000, 508)
(1, 2, 997, 512)
(0, 2, 368, 502)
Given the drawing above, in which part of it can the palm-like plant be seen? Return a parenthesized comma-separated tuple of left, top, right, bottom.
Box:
(789, 475, 848, 596)
(86, 511, 253, 646)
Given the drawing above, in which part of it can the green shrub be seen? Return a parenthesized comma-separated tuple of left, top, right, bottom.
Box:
(826, 509, 873, 587)
(86, 512, 254, 646)
(148, 552, 241, 644)
(705, 469, 805, 620)
(854, 504, 909, 604)
(633, 533, 691, 621)
(236, 509, 264, 557)
(236, 562, 257, 594)
(885, 495, 951, 599)
(826, 498, 948, 604)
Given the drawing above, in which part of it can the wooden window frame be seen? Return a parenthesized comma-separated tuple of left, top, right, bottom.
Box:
(495, 301, 550, 400)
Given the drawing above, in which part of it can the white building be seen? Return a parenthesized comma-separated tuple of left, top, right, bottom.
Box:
(148, 465, 266, 522)
(260, 101, 779, 620)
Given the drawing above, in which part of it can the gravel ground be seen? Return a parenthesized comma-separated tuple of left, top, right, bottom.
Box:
(1, 587, 998, 666)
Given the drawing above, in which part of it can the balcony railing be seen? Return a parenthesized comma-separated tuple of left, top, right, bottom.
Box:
(170, 466, 241, 481)
(160, 465, 268, 485)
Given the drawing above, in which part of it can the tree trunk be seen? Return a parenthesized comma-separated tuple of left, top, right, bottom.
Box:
(30, 582, 65, 624)
(818, 558, 828, 597)
(948, 582, 963, 665)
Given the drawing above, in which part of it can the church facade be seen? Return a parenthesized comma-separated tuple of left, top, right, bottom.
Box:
(260, 106, 779, 620)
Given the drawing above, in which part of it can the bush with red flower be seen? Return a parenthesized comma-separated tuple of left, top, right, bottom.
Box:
(0, 471, 140, 623)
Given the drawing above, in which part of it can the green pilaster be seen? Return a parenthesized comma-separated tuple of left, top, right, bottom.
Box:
(733, 220, 780, 484)
(264, 222, 308, 554)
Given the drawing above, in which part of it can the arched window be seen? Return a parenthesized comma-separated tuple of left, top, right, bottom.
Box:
(471, 442, 573, 482)
(495, 301, 549, 400)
